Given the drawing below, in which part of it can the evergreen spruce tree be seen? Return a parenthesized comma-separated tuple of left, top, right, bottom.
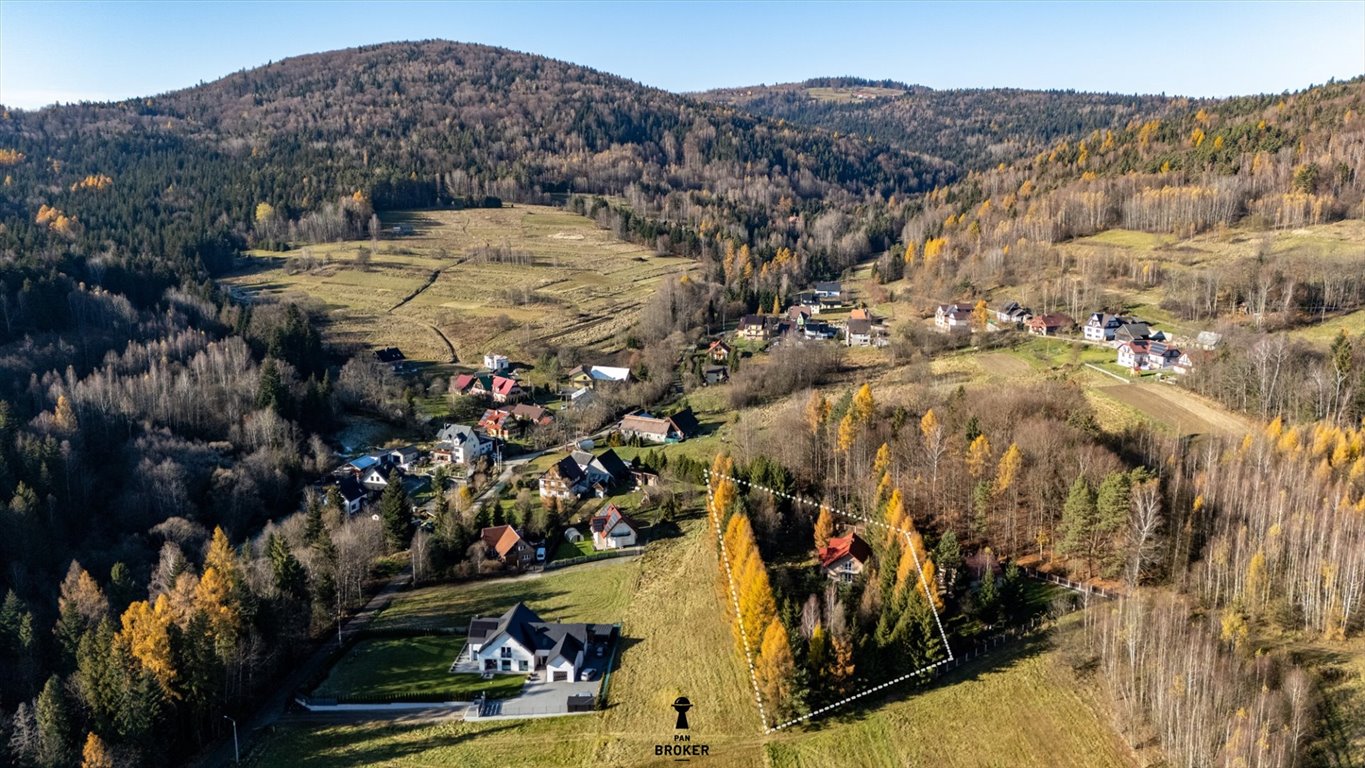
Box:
(1093, 471, 1132, 577)
(977, 567, 999, 625)
(255, 358, 287, 414)
(35, 675, 73, 768)
(1058, 477, 1096, 574)
(267, 534, 308, 601)
(378, 481, 413, 550)
(303, 493, 326, 547)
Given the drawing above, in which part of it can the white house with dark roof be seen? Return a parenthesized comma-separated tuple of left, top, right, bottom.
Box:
(935, 303, 972, 332)
(464, 602, 615, 682)
(432, 423, 496, 466)
(538, 449, 631, 500)
(1084, 312, 1130, 342)
(336, 476, 366, 516)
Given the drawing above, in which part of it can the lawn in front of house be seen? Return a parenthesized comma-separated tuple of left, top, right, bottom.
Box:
(372, 554, 640, 633)
(550, 537, 597, 561)
(312, 635, 525, 701)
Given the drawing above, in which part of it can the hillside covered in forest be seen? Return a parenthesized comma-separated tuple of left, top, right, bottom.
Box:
(0, 38, 1362, 768)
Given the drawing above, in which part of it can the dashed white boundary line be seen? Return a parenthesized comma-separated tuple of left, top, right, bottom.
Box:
(705, 469, 955, 734)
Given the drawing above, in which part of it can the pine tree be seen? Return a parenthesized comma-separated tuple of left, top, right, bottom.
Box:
(35, 675, 73, 768)
(1058, 477, 1096, 573)
(378, 480, 413, 550)
(303, 493, 326, 547)
(268, 535, 308, 601)
(107, 563, 136, 614)
(934, 531, 962, 591)
(1093, 472, 1131, 577)
(977, 567, 999, 624)
(54, 562, 108, 666)
(255, 358, 286, 413)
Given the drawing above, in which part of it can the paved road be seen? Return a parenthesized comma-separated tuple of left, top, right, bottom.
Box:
(190, 566, 412, 768)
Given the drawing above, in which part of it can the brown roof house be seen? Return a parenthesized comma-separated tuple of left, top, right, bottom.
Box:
(481, 525, 536, 569)
(1027, 313, 1074, 336)
(618, 407, 700, 444)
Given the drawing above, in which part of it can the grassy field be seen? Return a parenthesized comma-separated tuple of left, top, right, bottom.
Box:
(372, 556, 640, 633)
(221, 205, 695, 362)
(762, 628, 1132, 768)
(1091, 380, 1250, 436)
(249, 512, 1137, 768)
(312, 636, 525, 701)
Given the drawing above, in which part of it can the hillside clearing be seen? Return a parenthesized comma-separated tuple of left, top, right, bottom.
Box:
(221, 205, 695, 362)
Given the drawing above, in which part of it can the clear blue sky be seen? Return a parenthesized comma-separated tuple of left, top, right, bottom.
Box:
(2, 0, 1363, 109)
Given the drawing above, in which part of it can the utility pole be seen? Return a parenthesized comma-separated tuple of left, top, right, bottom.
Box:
(223, 715, 239, 764)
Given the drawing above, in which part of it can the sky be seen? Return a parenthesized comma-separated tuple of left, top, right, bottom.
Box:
(2, 0, 1363, 109)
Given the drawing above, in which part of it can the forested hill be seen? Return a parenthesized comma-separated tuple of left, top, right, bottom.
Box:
(0, 42, 952, 766)
(0, 40, 947, 284)
(698, 78, 1179, 170)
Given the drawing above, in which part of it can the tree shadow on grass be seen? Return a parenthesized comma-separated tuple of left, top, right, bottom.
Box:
(787, 631, 1054, 734)
(254, 720, 522, 767)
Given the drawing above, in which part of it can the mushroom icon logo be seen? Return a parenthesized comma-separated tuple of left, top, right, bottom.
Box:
(671, 696, 692, 729)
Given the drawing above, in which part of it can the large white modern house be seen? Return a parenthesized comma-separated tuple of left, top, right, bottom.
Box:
(464, 603, 615, 683)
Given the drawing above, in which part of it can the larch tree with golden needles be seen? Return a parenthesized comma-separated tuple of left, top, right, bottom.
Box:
(971, 299, 990, 330)
(755, 618, 798, 721)
(81, 732, 114, 768)
(114, 595, 177, 697)
(814, 505, 835, 551)
(965, 434, 992, 479)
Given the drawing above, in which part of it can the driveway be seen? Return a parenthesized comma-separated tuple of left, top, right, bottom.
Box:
(472, 644, 613, 718)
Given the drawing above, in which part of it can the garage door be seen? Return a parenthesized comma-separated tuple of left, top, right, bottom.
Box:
(552, 671, 568, 682)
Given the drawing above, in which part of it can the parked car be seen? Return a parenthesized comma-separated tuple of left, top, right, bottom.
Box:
(580, 668, 598, 681)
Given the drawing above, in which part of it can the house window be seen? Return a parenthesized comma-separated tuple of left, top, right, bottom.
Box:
(500, 647, 512, 659)
(501, 659, 511, 671)
(519, 660, 529, 672)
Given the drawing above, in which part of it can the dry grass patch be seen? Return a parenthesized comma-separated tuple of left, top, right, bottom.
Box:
(222, 205, 695, 362)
